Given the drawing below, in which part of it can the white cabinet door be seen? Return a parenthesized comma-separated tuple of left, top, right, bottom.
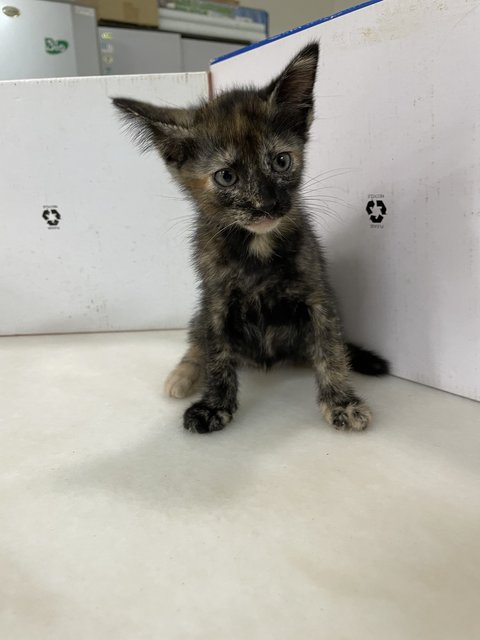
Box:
(99, 28, 183, 75)
(182, 37, 240, 72)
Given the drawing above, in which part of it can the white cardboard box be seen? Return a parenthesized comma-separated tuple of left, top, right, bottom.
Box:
(0, 72, 208, 335)
(211, 0, 480, 401)
(1, 0, 479, 402)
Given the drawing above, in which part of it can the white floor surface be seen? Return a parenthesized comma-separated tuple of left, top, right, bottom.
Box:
(1, 330, 479, 639)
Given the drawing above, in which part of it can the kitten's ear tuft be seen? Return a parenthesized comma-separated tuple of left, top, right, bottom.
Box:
(264, 42, 319, 137)
(112, 97, 195, 166)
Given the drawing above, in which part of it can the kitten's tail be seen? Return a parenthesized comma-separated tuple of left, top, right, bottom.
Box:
(346, 343, 390, 376)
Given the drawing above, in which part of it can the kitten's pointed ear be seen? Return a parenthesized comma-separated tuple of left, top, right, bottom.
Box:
(112, 97, 196, 166)
(264, 42, 319, 138)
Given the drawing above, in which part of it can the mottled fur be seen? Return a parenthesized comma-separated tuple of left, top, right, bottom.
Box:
(113, 43, 388, 434)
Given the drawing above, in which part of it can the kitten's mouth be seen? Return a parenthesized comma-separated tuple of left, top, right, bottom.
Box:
(243, 216, 282, 235)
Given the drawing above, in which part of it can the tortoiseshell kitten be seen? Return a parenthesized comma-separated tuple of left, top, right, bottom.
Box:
(113, 43, 388, 434)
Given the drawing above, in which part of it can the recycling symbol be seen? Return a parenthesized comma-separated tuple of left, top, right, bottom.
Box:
(366, 200, 387, 224)
(43, 209, 61, 226)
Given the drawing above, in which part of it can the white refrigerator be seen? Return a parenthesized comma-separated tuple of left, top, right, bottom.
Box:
(0, 0, 100, 80)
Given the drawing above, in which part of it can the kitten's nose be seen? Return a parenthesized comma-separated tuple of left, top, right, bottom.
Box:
(258, 196, 277, 214)
(254, 185, 278, 215)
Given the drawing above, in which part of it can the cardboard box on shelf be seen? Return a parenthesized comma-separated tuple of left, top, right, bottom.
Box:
(211, 0, 480, 401)
(157, 1, 268, 41)
(159, 0, 240, 7)
(79, 0, 159, 27)
(158, 1, 248, 19)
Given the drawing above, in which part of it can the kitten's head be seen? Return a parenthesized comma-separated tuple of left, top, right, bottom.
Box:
(113, 43, 318, 235)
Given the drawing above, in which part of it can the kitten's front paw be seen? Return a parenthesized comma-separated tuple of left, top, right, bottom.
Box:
(183, 401, 233, 434)
(321, 400, 371, 432)
(164, 362, 200, 399)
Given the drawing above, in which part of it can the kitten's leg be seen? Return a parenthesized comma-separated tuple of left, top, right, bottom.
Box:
(310, 310, 372, 431)
(164, 343, 203, 399)
(183, 336, 238, 434)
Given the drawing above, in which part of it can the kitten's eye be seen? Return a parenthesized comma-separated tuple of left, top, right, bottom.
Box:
(214, 168, 238, 187)
(272, 152, 292, 172)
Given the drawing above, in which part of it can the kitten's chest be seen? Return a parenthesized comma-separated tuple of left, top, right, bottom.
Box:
(224, 251, 310, 331)
(224, 284, 311, 365)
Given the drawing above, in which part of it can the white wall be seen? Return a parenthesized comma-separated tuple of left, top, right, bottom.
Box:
(253, 0, 358, 36)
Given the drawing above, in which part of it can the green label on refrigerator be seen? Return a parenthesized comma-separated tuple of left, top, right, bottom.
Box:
(44, 38, 69, 55)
